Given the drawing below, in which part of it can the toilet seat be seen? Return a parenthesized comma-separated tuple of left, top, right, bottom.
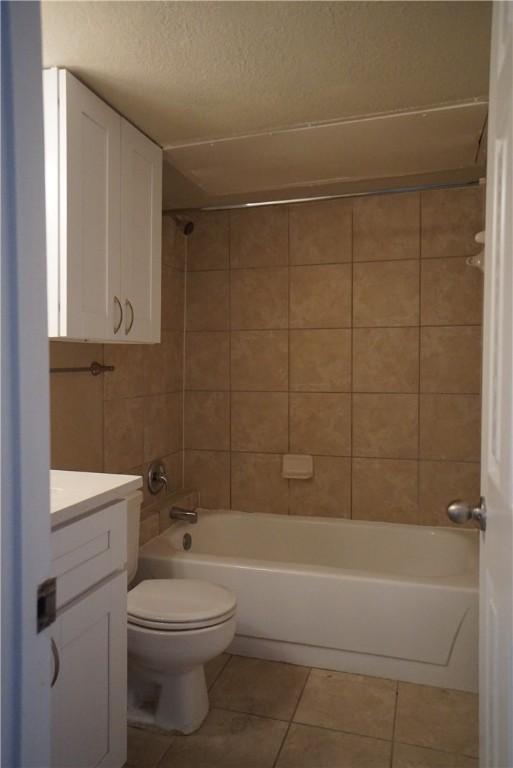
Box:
(127, 579, 237, 631)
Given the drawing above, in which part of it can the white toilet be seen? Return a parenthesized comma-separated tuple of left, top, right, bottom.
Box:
(125, 492, 237, 734)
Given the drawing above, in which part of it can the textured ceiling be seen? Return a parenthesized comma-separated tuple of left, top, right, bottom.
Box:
(41, 1, 491, 207)
(164, 102, 487, 205)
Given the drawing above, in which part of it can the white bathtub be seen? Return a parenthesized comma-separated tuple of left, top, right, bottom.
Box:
(137, 509, 479, 692)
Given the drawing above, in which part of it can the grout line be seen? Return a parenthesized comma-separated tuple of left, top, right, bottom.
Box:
(291, 666, 312, 723)
(181, 238, 188, 490)
(207, 653, 233, 693)
(181, 388, 481, 396)
(416, 194, 422, 524)
(188, 322, 482, 333)
(392, 739, 479, 760)
(350, 201, 354, 520)
(106, 386, 481, 400)
(186, 252, 477, 274)
(228, 212, 232, 510)
(155, 741, 175, 768)
(279, 716, 396, 746)
(389, 680, 400, 768)
(272, 667, 313, 768)
(212, 704, 291, 725)
(185, 447, 480, 465)
(286, 205, 291, 516)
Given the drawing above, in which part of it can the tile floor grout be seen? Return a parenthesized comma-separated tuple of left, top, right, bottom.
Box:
(154, 704, 478, 759)
(150, 734, 479, 767)
(389, 682, 399, 768)
(135, 727, 479, 768)
(207, 653, 232, 692)
(271, 666, 313, 768)
(131, 654, 478, 768)
(392, 738, 478, 759)
(290, 717, 397, 744)
(212, 704, 293, 725)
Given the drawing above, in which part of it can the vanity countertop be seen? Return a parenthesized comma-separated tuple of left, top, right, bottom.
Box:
(50, 469, 143, 528)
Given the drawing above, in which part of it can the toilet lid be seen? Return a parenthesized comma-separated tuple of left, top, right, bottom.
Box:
(127, 579, 236, 630)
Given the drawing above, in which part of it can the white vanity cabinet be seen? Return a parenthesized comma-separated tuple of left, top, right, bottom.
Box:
(43, 68, 162, 343)
(50, 500, 128, 768)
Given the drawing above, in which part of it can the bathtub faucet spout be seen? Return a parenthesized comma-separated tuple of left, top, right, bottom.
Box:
(169, 506, 198, 524)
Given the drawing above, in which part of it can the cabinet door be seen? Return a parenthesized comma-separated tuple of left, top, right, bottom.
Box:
(120, 119, 162, 343)
(51, 572, 127, 768)
(61, 70, 122, 341)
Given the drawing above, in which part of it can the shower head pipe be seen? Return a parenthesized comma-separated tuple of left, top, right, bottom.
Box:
(162, 211, 194, 236)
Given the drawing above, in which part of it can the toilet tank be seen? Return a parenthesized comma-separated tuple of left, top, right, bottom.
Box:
(126, 490, 143, 586)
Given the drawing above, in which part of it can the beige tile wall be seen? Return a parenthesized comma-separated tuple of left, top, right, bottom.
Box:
(50, 217, 188, 538)
(183, 185, 484, 525)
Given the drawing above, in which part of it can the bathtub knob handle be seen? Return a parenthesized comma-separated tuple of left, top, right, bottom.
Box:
(447, 497, 487, 531)
(148, 459, 168, 495)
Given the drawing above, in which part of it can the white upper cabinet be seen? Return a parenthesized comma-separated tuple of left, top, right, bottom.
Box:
(44, 68, 121, 341)
(120, 119, 162, 342)
(43, 68, 162, 343)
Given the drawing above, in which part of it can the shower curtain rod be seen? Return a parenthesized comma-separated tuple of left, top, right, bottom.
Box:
(163, 177, 483, 214)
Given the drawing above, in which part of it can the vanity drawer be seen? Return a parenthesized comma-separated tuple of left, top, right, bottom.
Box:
(51, 500, 127, 609)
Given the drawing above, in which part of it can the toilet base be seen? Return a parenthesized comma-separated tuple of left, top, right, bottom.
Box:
(128, 664, 209, 735)
(127, 613, 236, 735)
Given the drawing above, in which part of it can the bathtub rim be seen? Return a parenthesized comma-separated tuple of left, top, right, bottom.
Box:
(141, 507, 478, 589)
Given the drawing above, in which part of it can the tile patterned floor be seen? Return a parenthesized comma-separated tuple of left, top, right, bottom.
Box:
(126, 654, 478, 768)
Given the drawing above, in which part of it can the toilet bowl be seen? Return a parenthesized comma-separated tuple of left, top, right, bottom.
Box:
(125, 494, 237, 734)
(127, 579, 236, 733)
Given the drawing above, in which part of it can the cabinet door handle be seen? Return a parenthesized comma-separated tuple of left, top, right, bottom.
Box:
(50, 638, 60, 688)
(113, 296, 123, 334)
(125, 299, 134, 335)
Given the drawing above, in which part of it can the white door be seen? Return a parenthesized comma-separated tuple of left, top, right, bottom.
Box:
(62, 70, 122, 341)
(480, 3, 513, 766)
(51, 574, 127, 768)
(120, 118, 162, 343)
(1, 2, 52, 766)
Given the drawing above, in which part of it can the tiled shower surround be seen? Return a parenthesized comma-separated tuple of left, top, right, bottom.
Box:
(50, 184, 484, 533)
(183, 185, 484, 525)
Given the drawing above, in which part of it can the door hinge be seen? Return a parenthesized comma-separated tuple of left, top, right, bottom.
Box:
(37, 577, 57, 633)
